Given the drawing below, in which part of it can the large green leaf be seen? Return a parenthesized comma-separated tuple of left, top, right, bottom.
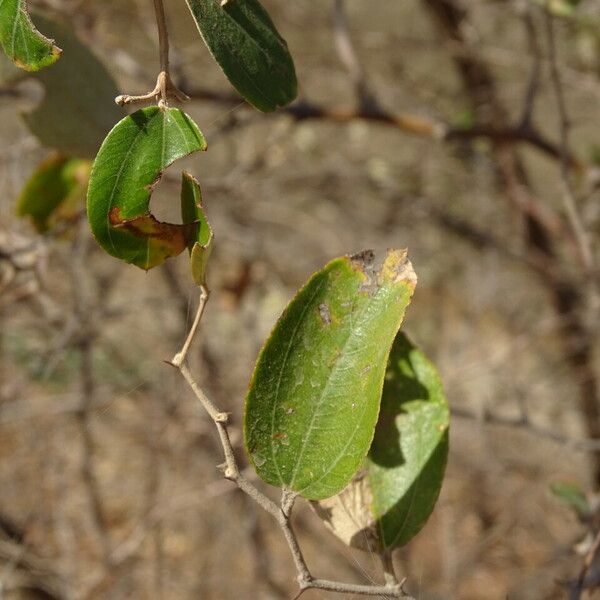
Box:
(87, 107, 207, 270)
(183, 0, 297, 112)
(0, 1, 60, 71)
(313, 333, 449, 551)
(17, 154, 91, 232)
(244, 249, 417, 500)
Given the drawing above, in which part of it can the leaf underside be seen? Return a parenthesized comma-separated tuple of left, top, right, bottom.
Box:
(184, 0, 297, 112)
(0, 1, 60, 70)
(180, 170, 213, 286)
(17, 154, 91, 232)
(368, 333, 449, 549)
(312, 333, 449, 551)
(244, 249, 417, 501)
(87, 107, 207, 270)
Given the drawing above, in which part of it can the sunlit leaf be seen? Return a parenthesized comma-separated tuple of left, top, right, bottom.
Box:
(244, 249, 417, 500)
(313, 333, 449, 551)
(180, 170, 213, 286)
(0, 1, 60, 71)
(17, 154, 91, 232)
(184, 0, 297, 112)
(87, 107, 207, 270)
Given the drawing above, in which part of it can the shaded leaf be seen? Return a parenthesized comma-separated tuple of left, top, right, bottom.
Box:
(0, 1, 60, 71)
(180, 171, 213, 286)
(551, 482, 590, 518)
(20, 15, 123, 157)
(367, 332, 449, 549)
(183, 0, 297, 112)
(17, 154, 91, 232)
(244, 249, 417, 500)
(87, 107, 207, 270)
(313, 333, 449, 551)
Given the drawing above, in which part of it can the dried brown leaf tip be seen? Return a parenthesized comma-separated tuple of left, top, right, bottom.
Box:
(351, 249, 416, 294)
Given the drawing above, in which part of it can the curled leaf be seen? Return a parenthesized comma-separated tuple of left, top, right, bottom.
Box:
(87, 107, 207, 270)
(180, 171, 213, 286)
(244, 249, 417, 500)
(184, 0, 297, 112)
(0, 2, 60, 71)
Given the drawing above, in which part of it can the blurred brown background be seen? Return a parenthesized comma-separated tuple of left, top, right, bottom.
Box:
(1, 0, 600, 598)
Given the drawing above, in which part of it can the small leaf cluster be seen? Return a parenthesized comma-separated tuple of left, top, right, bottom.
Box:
(4, 0, 450, 557)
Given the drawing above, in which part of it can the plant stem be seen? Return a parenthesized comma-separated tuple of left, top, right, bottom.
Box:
(153, 0, 170, 75)
(115, 0, 189, 107)
(170, 286, 413, 599)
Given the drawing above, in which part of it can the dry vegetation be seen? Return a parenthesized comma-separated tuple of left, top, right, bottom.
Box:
(1, 0, 600, 598)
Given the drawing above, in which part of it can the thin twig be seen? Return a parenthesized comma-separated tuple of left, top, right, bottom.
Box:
(181, 86, 582, 170)
(518, 5, 542, 129)
(544, 10, 594, 271)
(115, 0, 188, 107)
(332, 0, 379, 111)
(381, 551, 401, 587)
(169, 285, 413, 598)
(573, 528, 600, 599)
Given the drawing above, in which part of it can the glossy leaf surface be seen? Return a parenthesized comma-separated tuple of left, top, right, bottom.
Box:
(0, 1, 60, 70)
(17, 154, 91, 232)
(244, 250, 417, 500)
(184, 0, 296, 112)
(313, 333, 449, 551)
(87, 107, 207, 270)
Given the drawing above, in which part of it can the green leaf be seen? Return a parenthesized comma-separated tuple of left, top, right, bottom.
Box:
(87, 107, 207, 270)
(0, 1, 60, 71)
(312, 333, 449, 551)
(367, 332, 449, 549)
(17, 154, 91, 232)
(550, 482, 590, 518)
(180, 170, 213, 286)
(183, 0, 297, 112)
(244, 249, 417, 500)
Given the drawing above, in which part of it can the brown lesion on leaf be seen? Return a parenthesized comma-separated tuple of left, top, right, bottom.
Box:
(350, 248, 417, 295)
(109, 207, 197, 258)
(360, 364, 373, 376)
(378, 248, 417, 289)
(318, 302, 332, 325)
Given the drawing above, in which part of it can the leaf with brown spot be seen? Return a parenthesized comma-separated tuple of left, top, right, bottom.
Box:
(87, 107, 207, 270)
(244, 249, 417, 500)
